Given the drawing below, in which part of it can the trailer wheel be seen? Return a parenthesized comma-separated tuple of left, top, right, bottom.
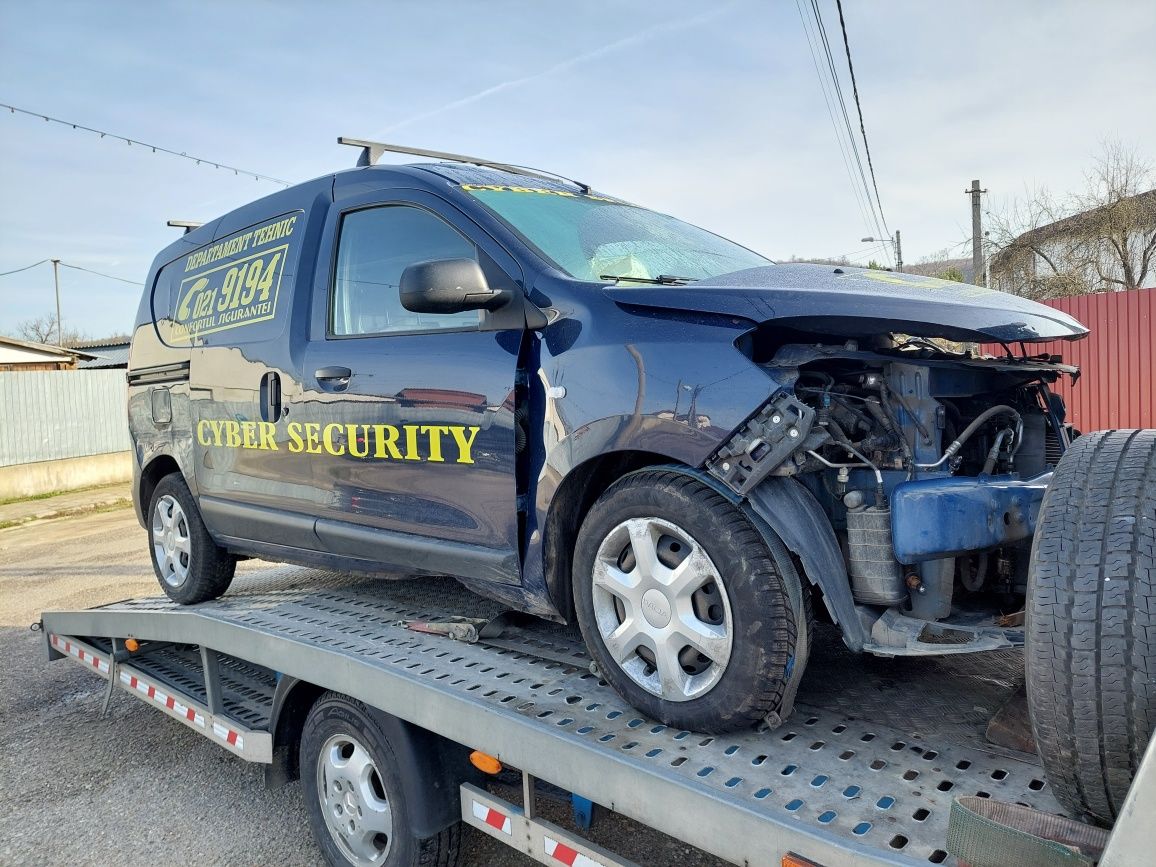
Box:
(147, 473, 234, 604)
(573, 470, 801, 733)
(302, 693, 461, 867)
(1026, 429, 1156, 825)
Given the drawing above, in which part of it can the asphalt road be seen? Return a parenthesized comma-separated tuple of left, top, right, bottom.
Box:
(0, 507, 725, 867)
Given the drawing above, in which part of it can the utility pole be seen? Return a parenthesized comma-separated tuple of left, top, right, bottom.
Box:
(51, 258, 62, 346)
(894, 230, 903, 272)
(967, 180, 986, 285)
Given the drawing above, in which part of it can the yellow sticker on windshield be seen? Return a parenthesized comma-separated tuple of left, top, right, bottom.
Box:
(461, 183, 621, 204)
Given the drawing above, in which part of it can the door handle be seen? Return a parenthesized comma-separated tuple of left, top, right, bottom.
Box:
(260, 372, 282, 422)
(315, 366, 352, 382)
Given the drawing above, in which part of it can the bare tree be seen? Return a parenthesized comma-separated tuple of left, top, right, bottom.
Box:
(988, 141, 1156, 299)
(14, 313, 86, 346)
(1076, 142, 1156, 291)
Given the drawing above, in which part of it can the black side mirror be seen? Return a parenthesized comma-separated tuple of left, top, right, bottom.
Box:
(400, 258, 508, 314)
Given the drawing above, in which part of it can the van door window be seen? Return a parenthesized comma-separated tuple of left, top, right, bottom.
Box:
(331, 205, 482, 336)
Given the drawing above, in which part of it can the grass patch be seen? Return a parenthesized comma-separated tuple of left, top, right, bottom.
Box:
(0, 498, 132, 530)
(0, 483, 127, 507)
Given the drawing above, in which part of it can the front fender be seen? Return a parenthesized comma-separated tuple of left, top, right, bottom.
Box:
(746, 477, 866, 652)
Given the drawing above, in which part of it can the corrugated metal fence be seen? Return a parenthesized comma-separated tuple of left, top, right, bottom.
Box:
(1029, 288, 1155, 432)
(0, 370, 129, 467)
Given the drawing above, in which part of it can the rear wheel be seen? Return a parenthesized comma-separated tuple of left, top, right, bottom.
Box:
(573, 470, 802, 732)
(147, 473, 234, 604)
(301, 693, 461, 867)
(1026, 429, 1156, 825)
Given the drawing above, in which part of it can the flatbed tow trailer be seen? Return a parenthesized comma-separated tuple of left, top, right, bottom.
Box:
(39, 566, 1152, 867)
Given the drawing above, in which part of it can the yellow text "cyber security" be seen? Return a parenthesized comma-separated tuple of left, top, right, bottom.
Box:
(196, 420, 481, 464)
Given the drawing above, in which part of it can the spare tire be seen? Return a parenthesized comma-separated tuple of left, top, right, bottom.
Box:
(1026, 429, 1156, 825)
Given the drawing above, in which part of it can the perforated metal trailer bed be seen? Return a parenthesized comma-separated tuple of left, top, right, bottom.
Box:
(38, 566, 1152, 867)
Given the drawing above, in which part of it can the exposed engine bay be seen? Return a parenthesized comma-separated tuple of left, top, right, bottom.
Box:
(709, 329, 1078, 654)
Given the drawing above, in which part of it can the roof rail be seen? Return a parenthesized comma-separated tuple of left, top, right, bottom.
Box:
(166, 220, 203, 234)
(336, 137, 590, 194)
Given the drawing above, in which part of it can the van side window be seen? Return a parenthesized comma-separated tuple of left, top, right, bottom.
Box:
(331, 205, 481, 336)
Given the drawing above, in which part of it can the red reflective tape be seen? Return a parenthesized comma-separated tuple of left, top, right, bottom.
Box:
(484, 808, 506, 831)
(165, 696, 176, 710)
(129, 676, 138, 689)
(551, 842, 579, 866)
(147, 685, 156, 699)
(185, 708, 196, 722)
(91, 656, 100, 668)
(226, 730, 238, 746)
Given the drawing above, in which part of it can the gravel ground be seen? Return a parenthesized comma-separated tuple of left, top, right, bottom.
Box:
(0, 508, 727, 867)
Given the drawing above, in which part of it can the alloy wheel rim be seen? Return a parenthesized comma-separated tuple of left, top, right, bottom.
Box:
(591, 517, 734, 702)
(151, 494, 191, 588)
(316, 733, 393, 866)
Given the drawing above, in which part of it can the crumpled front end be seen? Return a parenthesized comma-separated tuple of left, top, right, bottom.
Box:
(704, 325, 1078, 657)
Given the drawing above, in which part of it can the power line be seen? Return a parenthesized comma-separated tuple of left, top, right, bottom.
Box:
(0, 259, 141, 286)
(834, 0, 889, 235)
(793, 1, 878, 247)
(793, 0, 892, 266)
(1, 102, 291, 186)
(810, 0, 885, 240)
(58, 262, 141, 286)
(0, 259, 49, 277)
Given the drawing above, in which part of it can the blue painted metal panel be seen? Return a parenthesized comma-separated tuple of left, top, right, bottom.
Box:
(890, 473, 1052, 564)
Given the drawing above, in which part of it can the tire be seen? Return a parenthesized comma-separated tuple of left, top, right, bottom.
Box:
(301, 693, 461, 867)
(573, 470, 802, 733)
(147, 473, 235, 604)
(1026, 429, 1156, 825)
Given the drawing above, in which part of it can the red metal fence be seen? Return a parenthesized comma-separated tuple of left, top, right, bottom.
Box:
(1012, 287, 1155, 432)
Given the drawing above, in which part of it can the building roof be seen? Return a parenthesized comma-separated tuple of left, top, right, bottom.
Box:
(64, 338, 131, 369)
(991, 188, 1156, 272)
(0, 335, 96, 361)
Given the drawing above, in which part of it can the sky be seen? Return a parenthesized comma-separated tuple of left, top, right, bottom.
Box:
(1, 0, 1154, 339)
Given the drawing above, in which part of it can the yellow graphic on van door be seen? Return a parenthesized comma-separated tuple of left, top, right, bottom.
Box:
(195, 420, 482, 464)
(170, 214, 298, 343)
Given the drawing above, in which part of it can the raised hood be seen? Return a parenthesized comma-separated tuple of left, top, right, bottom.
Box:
(603, 263, 1089, 344)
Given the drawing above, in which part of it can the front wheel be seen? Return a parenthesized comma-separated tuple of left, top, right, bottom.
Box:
(573, 470, 804, 733)
(301, 693, 461, 867)
(147, 473, 235, 604)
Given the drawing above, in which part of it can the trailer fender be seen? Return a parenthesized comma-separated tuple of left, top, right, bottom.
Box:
(267, 678, 483, 837)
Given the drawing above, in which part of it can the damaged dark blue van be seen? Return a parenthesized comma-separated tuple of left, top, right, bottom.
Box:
(128, 142, 1093, 732)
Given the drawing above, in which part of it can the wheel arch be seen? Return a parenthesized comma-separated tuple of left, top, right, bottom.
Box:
(553, 462, 866, 653)
(543, 449, 678, 621)
(138, 453, 182, 523)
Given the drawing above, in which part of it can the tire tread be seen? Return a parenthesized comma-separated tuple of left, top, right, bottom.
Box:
(1027, 429, 1156, 824)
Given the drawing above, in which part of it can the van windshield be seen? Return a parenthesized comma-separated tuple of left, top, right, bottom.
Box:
(462, 184, 770, 283)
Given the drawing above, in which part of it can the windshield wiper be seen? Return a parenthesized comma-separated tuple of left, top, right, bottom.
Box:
(599, 274, 696, 285)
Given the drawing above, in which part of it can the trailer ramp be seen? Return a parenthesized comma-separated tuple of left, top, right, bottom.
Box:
(42, 566, 1063, 867)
